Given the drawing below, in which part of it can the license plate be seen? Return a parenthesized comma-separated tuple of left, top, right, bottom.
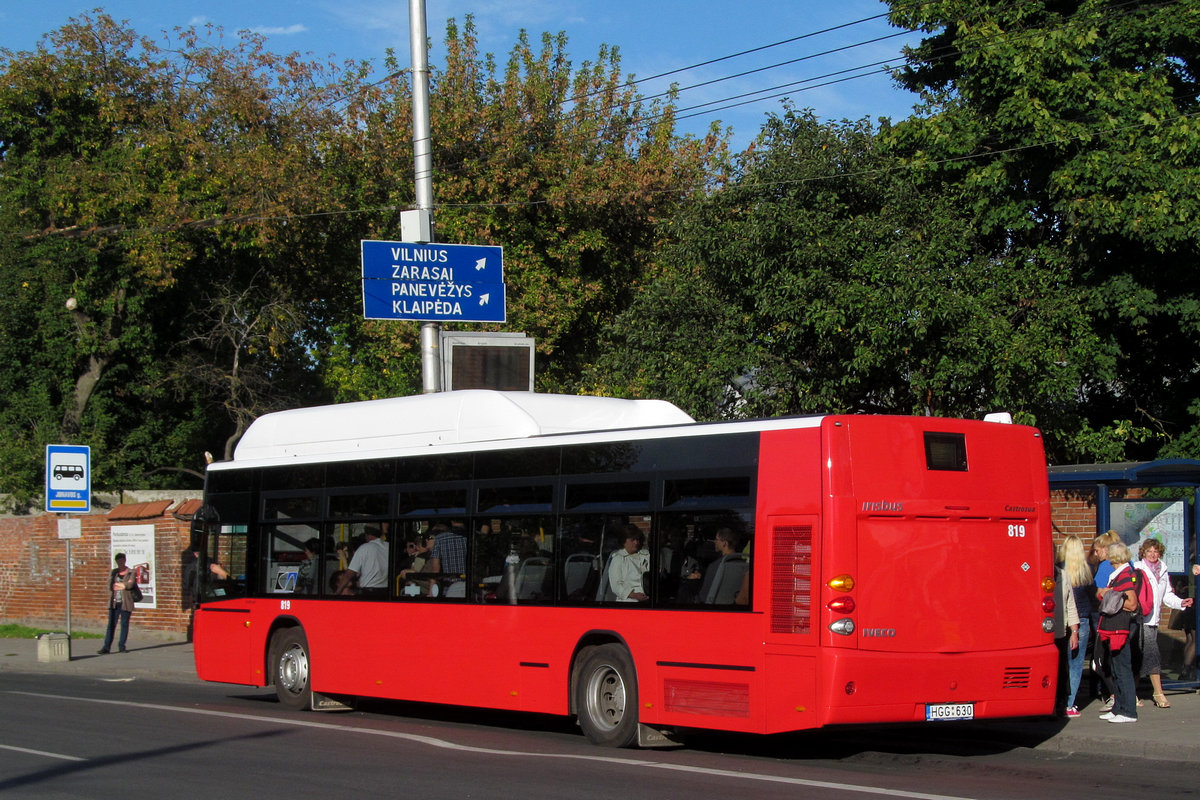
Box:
(925, 702, 974, 721)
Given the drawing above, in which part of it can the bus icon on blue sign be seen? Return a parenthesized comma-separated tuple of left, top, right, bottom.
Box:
(54, 464, 85, 481)
(46, 444, 91, 513)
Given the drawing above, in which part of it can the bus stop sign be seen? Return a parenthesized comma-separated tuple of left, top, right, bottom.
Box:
(46, 444, 91, 513)
(361, 240, 506, 323)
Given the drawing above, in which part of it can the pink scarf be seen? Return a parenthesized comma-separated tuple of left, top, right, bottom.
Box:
(1145, 559, 1164, 582)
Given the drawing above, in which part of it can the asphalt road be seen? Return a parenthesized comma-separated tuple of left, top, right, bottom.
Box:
(4, 664, 1200, 800)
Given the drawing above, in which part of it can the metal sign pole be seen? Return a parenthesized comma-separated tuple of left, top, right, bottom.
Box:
(65, 535, 72, 637)
(409, 0, 441, 393)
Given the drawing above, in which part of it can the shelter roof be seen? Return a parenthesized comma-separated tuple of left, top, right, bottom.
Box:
(1048, 459, 1200, 488)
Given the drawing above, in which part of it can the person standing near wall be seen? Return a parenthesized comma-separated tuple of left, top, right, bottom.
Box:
(99, 553, 137, 654)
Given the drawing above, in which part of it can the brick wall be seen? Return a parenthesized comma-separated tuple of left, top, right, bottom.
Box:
(1051, 488, 1100, 548)
(1049, 486, 1150, 552)
(0, 500, 197, 638)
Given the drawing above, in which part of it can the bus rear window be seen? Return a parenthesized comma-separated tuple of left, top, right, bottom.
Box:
(924, 432, 967, 471)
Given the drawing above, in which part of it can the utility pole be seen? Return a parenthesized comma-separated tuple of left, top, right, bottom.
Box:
(410, 0, 441, 393)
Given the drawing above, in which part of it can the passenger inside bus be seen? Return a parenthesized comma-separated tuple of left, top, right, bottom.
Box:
(397, 533, 434, 596)
(606, 525, 650, 602)
(297, 538, 320, 594)
(694, 528, 749, 605)
(337, 524, 389, 597)
(427, 522, 468, 597)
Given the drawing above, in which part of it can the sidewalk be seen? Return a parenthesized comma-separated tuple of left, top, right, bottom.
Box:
(0, 634, 200, 685)
(1, 635, 1196, 761)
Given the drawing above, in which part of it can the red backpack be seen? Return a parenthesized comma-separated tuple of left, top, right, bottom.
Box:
(1129, 565, 1156, 617)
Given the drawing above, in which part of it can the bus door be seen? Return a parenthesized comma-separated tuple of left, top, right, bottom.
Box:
(191, 505, 259, 685)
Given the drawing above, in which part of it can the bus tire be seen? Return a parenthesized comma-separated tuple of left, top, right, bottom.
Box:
(574, 644, 639, 748)
(272, 628, 312, 711)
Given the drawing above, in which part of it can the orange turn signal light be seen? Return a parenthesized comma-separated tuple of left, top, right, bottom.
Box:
(828, 574, 855, 592)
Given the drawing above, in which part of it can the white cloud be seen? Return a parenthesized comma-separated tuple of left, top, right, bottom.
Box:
(252, 24, 309, 36)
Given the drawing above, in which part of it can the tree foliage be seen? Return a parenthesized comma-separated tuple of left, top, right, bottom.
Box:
(885, 0, 1200, 460)
(0, 13, 363, 499)
(593, 106, 1099, 435)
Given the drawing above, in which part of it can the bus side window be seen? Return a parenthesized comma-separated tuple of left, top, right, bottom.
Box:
(656, 514, 753, 609)
(558, 518, 604, 604)
(473, 517, 554, 603)
(263, 524, 318, 595)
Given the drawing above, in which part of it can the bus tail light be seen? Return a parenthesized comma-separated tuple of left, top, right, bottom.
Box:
(827, 596, 855, 613)
(828, 574, 855, 635)
(1042, 596, 1055, 613)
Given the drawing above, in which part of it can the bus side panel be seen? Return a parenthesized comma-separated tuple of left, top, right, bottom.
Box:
(193, 602, 265, 687)
(302, 602, 526, 710)
(757, 430, 822, 650)
(762, 652, 820, 732)
(629, 611, 765, 734)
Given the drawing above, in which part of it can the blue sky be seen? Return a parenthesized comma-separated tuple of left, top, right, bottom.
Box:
(0, 1, 926, 150)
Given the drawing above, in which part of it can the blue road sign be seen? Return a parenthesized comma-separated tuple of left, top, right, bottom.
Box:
(361, 240, 506, 323)
(46, 444, 91, 513)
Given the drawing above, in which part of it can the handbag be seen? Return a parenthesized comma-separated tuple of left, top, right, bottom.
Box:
(130, 583, 144, 603)
(1099, 588, 1125, 616)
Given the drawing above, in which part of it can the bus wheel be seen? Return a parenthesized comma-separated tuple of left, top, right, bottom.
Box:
(272, 629, 312, 711)
(574, 644, 638, 747)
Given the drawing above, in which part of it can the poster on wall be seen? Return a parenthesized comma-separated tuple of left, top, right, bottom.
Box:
(1109, 500, 1187, 574)
(111, 524, 157, 609)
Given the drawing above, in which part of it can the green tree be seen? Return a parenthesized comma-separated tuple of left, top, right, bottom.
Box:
(319, 17, 728, 398)
(592, 106, 1102, 436)
(0, 13, 362, 497)
(885, 0, 1200, 460)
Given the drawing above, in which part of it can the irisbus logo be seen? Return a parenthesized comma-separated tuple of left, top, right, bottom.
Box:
(861, 500, 903, 512)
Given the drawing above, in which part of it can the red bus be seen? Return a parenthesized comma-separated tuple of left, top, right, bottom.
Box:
(191, 390, 1057, 747)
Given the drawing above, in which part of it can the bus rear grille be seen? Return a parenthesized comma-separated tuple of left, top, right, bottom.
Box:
(771, 524, 813, 635)
(664, 679, 751, 718)
(1002, 667, 1032, 689)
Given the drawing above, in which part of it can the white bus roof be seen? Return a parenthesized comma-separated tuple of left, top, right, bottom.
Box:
(226, 390, 700, 466)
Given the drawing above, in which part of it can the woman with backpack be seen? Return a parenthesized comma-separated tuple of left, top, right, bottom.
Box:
(1097, 542, 1142, 723)
(1134, 538, 1193, 708)
(1088, 530, 1120, 710)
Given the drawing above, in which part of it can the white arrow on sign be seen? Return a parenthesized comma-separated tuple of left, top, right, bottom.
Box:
(479, 293, 490, 305)
(475, 258, 487, 270)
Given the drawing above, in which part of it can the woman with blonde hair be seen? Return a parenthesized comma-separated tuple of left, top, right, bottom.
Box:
(1089, 530, 1121, 708)
(1057, 535, 1093, 717)
(1097, 542, 1141, 722)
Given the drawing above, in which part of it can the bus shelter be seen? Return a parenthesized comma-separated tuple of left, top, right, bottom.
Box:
(1048, 459, 1200, 688)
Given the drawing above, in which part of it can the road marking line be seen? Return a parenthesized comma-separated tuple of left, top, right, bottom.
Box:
(8, 691, 975, 800)
(0, 743, 85, 762)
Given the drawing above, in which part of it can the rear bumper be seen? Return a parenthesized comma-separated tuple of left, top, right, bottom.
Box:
(816, 644, 1058, 726)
